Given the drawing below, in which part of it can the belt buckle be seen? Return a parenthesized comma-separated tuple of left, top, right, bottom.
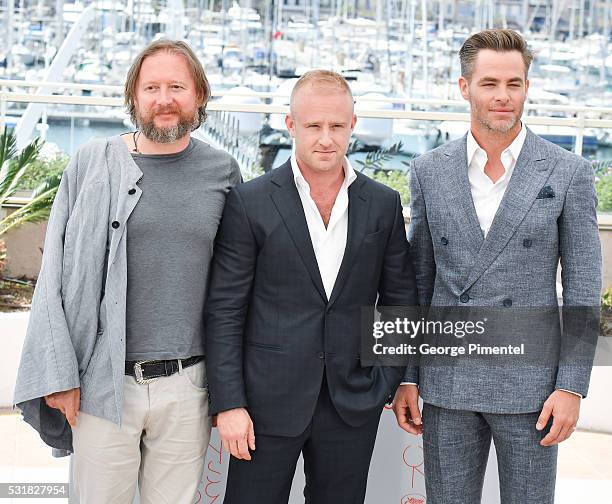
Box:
(134, 361, 157, 385)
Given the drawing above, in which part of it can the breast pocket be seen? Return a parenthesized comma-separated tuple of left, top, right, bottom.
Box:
(526, 198, 562, 235)
(362, 228, 387, 243)
(359, 228, 388, 264)
(531, 196, 560, 213)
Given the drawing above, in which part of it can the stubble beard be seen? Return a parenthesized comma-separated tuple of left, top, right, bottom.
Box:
(472, 98, 523, 136)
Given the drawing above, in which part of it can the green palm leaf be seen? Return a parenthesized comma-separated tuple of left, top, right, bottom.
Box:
(0, 178, 60, 235)
(0, 128, 18, 169)
(0, 129, 43, 205)
(0, 131, 58, 237)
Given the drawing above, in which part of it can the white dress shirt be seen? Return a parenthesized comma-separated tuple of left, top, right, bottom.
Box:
(466, 123, 527, 237)
(291, 154, 357, 300)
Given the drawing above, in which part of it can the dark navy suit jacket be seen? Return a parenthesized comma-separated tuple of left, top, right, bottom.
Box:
(205, 160, 418, 437)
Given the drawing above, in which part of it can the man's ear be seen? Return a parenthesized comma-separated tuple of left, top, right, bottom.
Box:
(350, 114, 357, 131)
(525, 78, 530, 98)
(458, 76, 470, 101)
(285, 114, 296, 137)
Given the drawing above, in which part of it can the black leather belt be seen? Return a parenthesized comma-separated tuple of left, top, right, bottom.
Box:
(125, 356, 203, 384)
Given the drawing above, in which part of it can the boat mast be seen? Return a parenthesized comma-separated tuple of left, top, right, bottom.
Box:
(405, 0, 416, 97)
(421, 0, 428, 98)
(241, 0, 250, 85)
(569, 0, 576, 42)
(6, 0, 14, 75)
(602, 0, 610, 85)
(56, 0, 64, 48)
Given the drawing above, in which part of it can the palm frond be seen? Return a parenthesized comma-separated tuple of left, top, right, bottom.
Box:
(31, 173, 62, 199)
(401, 153, 417, 168)
(0, 161, 25, 204)
(347, 138, 363, 155)
(0, 132, 43, 204)
(0, 181, 59, 236)
(2, 138, 44, 200)
(592, 159, 612, 177)
(0, 128, 18, 169)
(355, 141, 404, 171)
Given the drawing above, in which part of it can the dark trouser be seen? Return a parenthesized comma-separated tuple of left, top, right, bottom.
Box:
(422, 403, 558, 504)
(223, 375, 382, 504)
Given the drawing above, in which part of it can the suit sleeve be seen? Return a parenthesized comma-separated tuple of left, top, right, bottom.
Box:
(407, 161, 436, 307)
(377, 192, 419, 384)
(377, 192, 418, 307)
(205, 187, 257, 415)
(399, 161, 437, 384)
(556, 159, 602, 397)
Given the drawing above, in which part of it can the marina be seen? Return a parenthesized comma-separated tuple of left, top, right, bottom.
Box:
(0, 1, 611, 169)
(1, 5, 612, 503)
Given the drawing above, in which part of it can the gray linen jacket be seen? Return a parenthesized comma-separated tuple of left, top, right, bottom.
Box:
(406, 128, 602, 413)
(12, 135, 238, 451)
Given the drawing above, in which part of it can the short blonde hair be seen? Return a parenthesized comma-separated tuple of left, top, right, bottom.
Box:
(290, 70, 353, 114)
(124, 39, 211, 129)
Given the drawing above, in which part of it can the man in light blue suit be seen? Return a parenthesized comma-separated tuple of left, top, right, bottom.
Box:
(393, 29, 601, 503)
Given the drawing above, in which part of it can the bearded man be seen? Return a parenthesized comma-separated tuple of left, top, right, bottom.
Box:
(13, 40, 241, 503)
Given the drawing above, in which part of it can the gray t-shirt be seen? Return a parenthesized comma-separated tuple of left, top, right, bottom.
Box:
(126, 137, 241, 361)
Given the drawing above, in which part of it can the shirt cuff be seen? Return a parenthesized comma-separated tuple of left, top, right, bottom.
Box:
(556, 388, 583, 398)
(400, 382, 418, 386)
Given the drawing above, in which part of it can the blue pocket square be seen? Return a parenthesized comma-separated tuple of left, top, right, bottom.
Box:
(536, 186, 555, 199)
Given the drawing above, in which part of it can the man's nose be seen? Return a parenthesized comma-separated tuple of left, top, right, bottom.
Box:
(318, 128, 333, 145)
(156, 87, 173, 105)
(494, 86, 511, 103)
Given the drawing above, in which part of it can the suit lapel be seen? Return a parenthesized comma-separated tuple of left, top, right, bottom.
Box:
(327, 174, 370, 308)
(438, 136, 484, 256)
(269, 161, 327, 302)
(463, 129, 555, 291)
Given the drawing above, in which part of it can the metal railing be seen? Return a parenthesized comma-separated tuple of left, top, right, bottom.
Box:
(1, 79, 612, 158)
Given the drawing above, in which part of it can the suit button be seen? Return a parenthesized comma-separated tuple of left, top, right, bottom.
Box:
(317, 352, 325, 359)
(128, 188, 136, 195)
(523, 239, 532, 248)
(503, 299, 513, 307)
(460, 293, 470, 303)
(111, 221, 120, 229)
(441, 237, 449, 245)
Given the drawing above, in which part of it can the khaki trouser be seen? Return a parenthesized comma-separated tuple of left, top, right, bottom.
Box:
(71, 360, 211, 504)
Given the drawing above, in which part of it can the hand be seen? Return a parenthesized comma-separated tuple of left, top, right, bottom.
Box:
(392, 384, 422, 435)
(217, 408, 256, 460)
(536, 390, 581, 446)
(44, 387, 80, 427)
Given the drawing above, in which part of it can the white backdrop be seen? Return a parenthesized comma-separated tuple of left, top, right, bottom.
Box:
(190, 406, 501, 504)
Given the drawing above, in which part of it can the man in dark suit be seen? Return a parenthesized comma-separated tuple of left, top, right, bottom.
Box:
(205, 70, 418, 503)
(393, 29, 602, 503)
